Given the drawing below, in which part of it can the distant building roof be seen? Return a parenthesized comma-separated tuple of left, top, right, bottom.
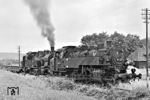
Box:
(128, 48, 150, 61)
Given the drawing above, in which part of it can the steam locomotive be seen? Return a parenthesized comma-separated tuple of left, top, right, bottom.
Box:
(20, 40, 133, 84)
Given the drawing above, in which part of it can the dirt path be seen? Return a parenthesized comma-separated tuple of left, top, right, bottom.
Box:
(0, 70, 96, 100)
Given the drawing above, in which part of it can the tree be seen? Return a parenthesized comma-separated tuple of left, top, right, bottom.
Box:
(110, 31, 125, 40)
(109, 32, 129, 58)
(81, 32, 109, 47)
(110, 32, 143, 57)
(80, 31, 143, 56)
(110, 31, 126, 48)
(125, 34, 143, 52)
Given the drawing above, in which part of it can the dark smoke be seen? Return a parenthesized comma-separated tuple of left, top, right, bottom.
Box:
(24, 0, 55, 47)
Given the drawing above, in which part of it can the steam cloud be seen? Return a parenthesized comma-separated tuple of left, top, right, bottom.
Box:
(24, 0, 55, 47)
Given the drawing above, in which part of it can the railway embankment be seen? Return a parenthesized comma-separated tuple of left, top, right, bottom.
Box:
(0, 68, 150, 100)
(0, 69, 95, 100)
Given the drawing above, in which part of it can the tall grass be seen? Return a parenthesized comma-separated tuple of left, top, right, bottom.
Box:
(2, 69, 150, 100)
(43, 76, 150, 100)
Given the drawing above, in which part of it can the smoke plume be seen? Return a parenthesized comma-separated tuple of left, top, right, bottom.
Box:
(24, 0, 55, 47)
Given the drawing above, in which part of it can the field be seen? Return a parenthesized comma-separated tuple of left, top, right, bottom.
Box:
(0, 68, 150, 100)
(0, 70, 95, 100)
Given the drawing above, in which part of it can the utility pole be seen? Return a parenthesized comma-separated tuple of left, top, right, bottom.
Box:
(18, 46, 20, 67)
(142, 8, 150, 88)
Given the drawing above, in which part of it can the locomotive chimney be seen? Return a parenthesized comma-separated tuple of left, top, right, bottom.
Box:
(50, 46, 56, 71)
(51, 46, 55, 52)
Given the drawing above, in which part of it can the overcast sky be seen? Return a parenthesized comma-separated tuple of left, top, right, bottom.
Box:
(0, 0, 149, 53)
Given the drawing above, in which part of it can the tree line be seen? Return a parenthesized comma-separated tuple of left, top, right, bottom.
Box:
(80, 31, 145, 56)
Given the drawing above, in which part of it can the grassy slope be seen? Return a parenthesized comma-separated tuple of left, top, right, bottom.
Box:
(1, 69, 150, 100)
(0, 52, 24, 60)
(0, 70, 95, 100)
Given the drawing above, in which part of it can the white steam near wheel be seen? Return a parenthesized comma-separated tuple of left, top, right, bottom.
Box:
(126, 65, 142, 82)
(126, 65, 141, 75)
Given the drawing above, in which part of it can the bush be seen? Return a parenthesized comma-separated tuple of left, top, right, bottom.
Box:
(44, 76, 150, 100)
(45, 77, 76, 90)
(55, 80, 75, 90)
(78, 86, 89, 93)
(126, 87, 150, 99)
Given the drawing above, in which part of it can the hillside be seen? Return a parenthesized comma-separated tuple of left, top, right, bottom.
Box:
(0, 53, 24, 66)
(0, 52, 24, 60)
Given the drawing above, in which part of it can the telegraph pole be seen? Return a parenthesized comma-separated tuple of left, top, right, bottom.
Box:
(18, 46, 20, 67)
(142, 8, 150, 88)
